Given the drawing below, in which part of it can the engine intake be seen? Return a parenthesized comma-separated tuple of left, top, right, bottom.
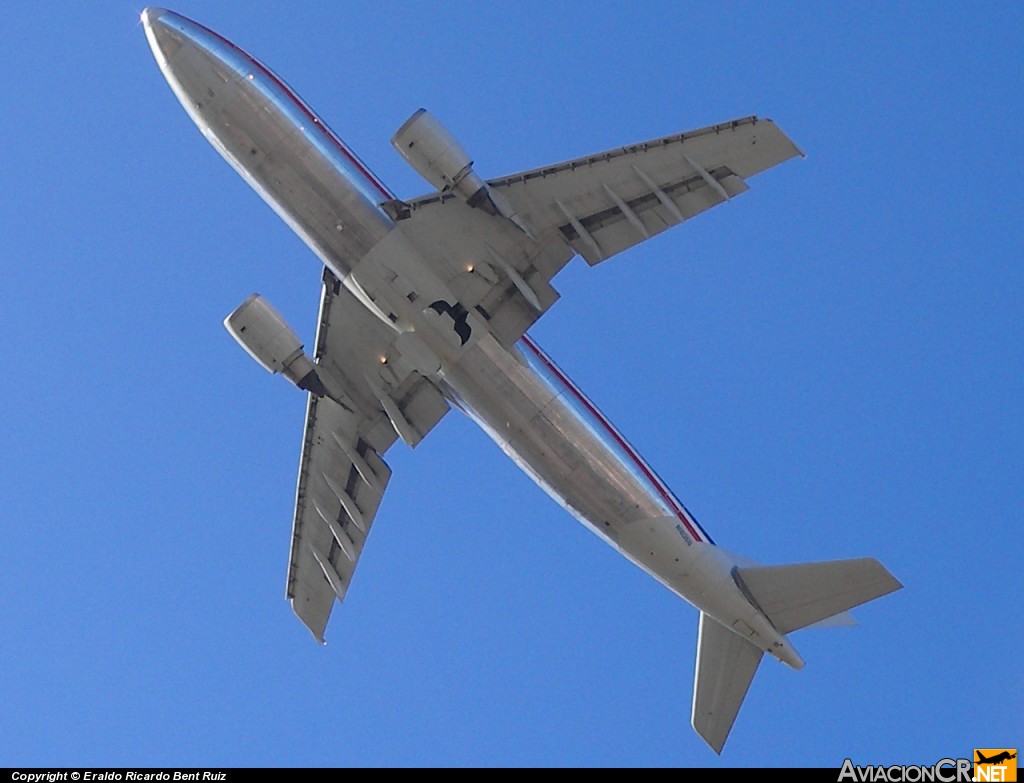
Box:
(391, 109, 489, 203)
(224, 293, 327, 397)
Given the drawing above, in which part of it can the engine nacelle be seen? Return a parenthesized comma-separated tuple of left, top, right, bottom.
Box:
(390, 109, 535, 241)
(391, 108, 488, 202)
(224, 293, 327, 396)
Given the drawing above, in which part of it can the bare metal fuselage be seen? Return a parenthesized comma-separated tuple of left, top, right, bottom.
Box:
(144, 10, 804, 669)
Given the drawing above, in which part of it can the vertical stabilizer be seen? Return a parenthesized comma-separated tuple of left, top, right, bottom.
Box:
(692, 612, 764, 754)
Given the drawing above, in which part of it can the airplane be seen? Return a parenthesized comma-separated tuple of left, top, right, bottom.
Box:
(142, 8, 903, 753)
(977, 752, 1017, 765)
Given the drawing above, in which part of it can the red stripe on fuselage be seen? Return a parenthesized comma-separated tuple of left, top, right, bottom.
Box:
(520, 336, 705, 544)
(189, 17, 393, 201)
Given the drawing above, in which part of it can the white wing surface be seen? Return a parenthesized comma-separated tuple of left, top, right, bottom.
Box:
(394, 116, 802, 345)
(288, 271, 449, 641)
(490, 116, 802, 264)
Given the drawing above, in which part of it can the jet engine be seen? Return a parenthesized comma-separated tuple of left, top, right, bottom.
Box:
(224, 293, 328, 397)
(391, 109, 530, 234)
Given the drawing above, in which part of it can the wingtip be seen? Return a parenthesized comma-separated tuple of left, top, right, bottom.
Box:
(759, 116, 807, 159)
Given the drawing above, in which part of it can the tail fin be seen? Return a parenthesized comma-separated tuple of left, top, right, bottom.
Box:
(691, 557, 901, 753)
(692, 612, 763, 754)
(735, 557, 902, 634)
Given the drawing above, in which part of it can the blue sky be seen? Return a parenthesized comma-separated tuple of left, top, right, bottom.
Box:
(1, 1, 1021, 768)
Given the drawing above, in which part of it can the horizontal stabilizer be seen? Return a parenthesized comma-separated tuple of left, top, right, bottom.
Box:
(692, 612, 763, 754)
(736, 557, 902, 634)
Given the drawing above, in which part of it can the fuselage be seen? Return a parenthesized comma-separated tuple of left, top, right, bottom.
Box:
(143, 8, 803, 668)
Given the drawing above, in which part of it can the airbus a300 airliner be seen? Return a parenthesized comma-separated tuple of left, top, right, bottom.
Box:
(143, 8, 901, 752)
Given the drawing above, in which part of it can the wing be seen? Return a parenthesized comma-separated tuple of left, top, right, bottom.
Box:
(392, 116, 801, 344)
(490, 116, 802, 265)
(288, 270, 450, 642)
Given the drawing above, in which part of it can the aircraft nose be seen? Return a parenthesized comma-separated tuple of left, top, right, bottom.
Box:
(141, 7, 187, 64)
(140, 7, 166, 27)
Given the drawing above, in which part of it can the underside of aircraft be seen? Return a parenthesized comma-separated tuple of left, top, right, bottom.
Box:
(143, 8, 902, 753)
